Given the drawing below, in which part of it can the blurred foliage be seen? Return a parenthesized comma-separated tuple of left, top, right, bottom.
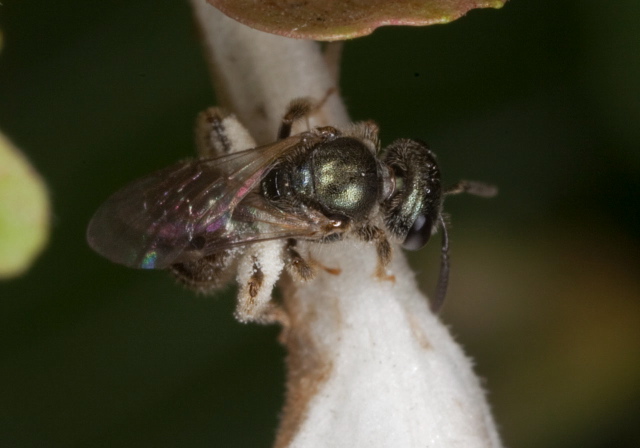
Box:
(0, 0, 638, 447)
(0, 131, 49, 278)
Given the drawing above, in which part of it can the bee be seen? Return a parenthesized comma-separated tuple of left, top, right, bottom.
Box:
(87, 98, 496, 316)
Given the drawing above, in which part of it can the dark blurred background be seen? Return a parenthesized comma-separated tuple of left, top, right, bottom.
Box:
(1, 0, 638, 447)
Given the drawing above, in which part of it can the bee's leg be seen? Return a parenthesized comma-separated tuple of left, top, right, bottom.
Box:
(236, 255, 272, 323)
(195, 107, 256, 158)
(284, 239, 316, 281)
(235, 241, 286, 323)
(247, 256, 265, 299)
(285, 239, 342, 280)
(357, 225, 395, 282)
(277, 89, 336, 140)
(170, 249, 237, 293)
(277, 98, 315, 140)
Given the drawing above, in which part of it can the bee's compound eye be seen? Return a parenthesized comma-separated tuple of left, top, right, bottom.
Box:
(402, 214, 433, 250)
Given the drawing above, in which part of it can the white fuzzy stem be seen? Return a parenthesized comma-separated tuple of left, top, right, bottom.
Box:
(190, 3, 503, 447)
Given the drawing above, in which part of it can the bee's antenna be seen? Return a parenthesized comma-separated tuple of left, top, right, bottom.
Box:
(432, 214, 450, 313)
(445, 180, 497, 198)
(432, 179, 495, 312)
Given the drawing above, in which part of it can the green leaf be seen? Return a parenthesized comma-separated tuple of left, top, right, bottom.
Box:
(0, 131, 50, 278)
(207, 0, 507, 41)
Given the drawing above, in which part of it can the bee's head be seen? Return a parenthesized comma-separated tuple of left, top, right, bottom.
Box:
(381, 139, 443, 250)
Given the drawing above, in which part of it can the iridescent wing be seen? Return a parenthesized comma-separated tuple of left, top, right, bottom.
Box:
(203, 192, 338, 255)
(87, 135, 328, 269)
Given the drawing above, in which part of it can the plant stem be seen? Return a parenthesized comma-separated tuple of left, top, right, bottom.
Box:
(190, 3, 503, 447)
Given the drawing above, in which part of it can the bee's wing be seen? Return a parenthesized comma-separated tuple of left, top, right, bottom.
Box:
(195, 192, 338, 256)
(87, 136, 310, 269)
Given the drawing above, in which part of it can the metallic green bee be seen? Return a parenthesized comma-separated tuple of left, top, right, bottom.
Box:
(87, 98, 495, 311)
